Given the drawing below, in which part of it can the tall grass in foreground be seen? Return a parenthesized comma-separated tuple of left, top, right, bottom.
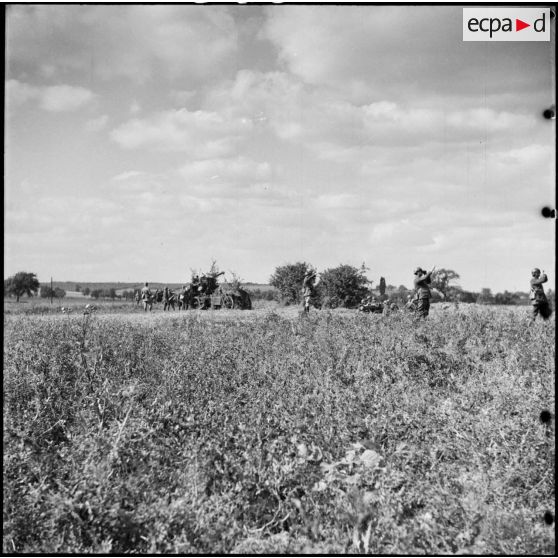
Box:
(3, 307, 555, 554)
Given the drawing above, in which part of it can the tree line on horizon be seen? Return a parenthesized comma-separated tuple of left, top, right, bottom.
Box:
(5, 267, 553, 309)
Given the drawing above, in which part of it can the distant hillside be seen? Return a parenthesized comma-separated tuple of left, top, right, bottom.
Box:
(43, 281, 141, 292)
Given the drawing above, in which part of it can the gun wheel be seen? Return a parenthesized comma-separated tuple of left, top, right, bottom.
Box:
(222, 294, 235, 309)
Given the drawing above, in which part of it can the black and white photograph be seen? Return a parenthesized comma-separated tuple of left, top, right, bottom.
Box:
(3, 2, 555, 554)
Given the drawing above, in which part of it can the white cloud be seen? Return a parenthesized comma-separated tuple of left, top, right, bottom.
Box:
(110, 108, 253, 157)
(39, 84, 95, 112)
(206, 71, 536, 160)
(6, 79, 95, 112)
(314, 194, 361, 210)
(177, 156, 273, 200)
(262, 6, 549, 104)
(179, 157, 271, 183)
(109, 171, 168, 198)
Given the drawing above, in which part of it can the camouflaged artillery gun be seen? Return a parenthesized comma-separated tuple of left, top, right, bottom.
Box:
(358, 295, 399, 314)
(358, 295, 385, 314)
(192, 271, 252, 310)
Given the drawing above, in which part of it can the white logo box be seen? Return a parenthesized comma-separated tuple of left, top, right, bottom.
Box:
(463, 8, 551, 41)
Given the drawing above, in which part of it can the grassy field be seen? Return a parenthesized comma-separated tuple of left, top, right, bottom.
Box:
(3, 303, 555, 554)
(3, 296, 274, 316)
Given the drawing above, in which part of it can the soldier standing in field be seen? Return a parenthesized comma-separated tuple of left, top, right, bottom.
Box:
(178, 285, 188, 310)
(530, 268, 552, 321)
(141, 282, 152, 312)
(413, 267, 434, 318)
(302, 269, 317, 314)
(163, 286, 170, 311)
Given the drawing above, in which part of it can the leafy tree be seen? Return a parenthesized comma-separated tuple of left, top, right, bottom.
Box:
(83, 287, 91, 296)
(40, 286, 66, 299)
(269, 262, 313, 305)
(75, 284, 81, 292)
(90, 289, 101, 299)
(431, 269, 460, 299)
(5, 272, 40, 302)
(318, 264, 370, 309)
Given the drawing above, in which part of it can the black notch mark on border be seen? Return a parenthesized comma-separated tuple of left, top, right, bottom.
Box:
(544, 511, 554, 525)
(539, 410, 552, 424)
(541, 207, 556, 219)
(542, 108, 555, 119)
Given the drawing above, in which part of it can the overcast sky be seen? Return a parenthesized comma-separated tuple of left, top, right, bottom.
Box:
(4, 4, 555, 292)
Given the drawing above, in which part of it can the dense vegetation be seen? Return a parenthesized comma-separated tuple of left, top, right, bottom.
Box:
(40, 286, 67, 300)
(3, 306, 555, 553)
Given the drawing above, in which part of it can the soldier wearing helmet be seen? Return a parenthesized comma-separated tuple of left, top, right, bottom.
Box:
(141, 282, 153, 312)
(530, 268, 552, 321)
(413, 266, 435, 318)
(302, 268, 317, 314)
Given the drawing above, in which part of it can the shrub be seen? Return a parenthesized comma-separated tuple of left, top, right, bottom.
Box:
(40, 287, 66, 299)
(270, 262, 313, 305)
(317, 264, 370, 308)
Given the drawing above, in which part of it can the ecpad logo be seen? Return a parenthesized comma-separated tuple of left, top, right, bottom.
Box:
(468, 14, 545, 37)
(463, 8, 550, 41)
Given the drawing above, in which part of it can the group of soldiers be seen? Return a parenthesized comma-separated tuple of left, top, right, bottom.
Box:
(301, 266, 553, 322)
(137, 284, 186, 312)
(134, 266, 552, 321)
(135, 271, 228, 312)
(359, 267, 437, 316)
(301, 266, 437, 317)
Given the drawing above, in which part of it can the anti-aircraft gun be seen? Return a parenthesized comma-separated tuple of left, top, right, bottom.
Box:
(192, 270, 252, 310)
(199, 271, 225, 296)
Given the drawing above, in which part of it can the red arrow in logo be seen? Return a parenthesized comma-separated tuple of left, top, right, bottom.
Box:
(516, 19, 530, 31)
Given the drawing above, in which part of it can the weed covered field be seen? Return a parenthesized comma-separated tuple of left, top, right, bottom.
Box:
(3, 305, 555, 554)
